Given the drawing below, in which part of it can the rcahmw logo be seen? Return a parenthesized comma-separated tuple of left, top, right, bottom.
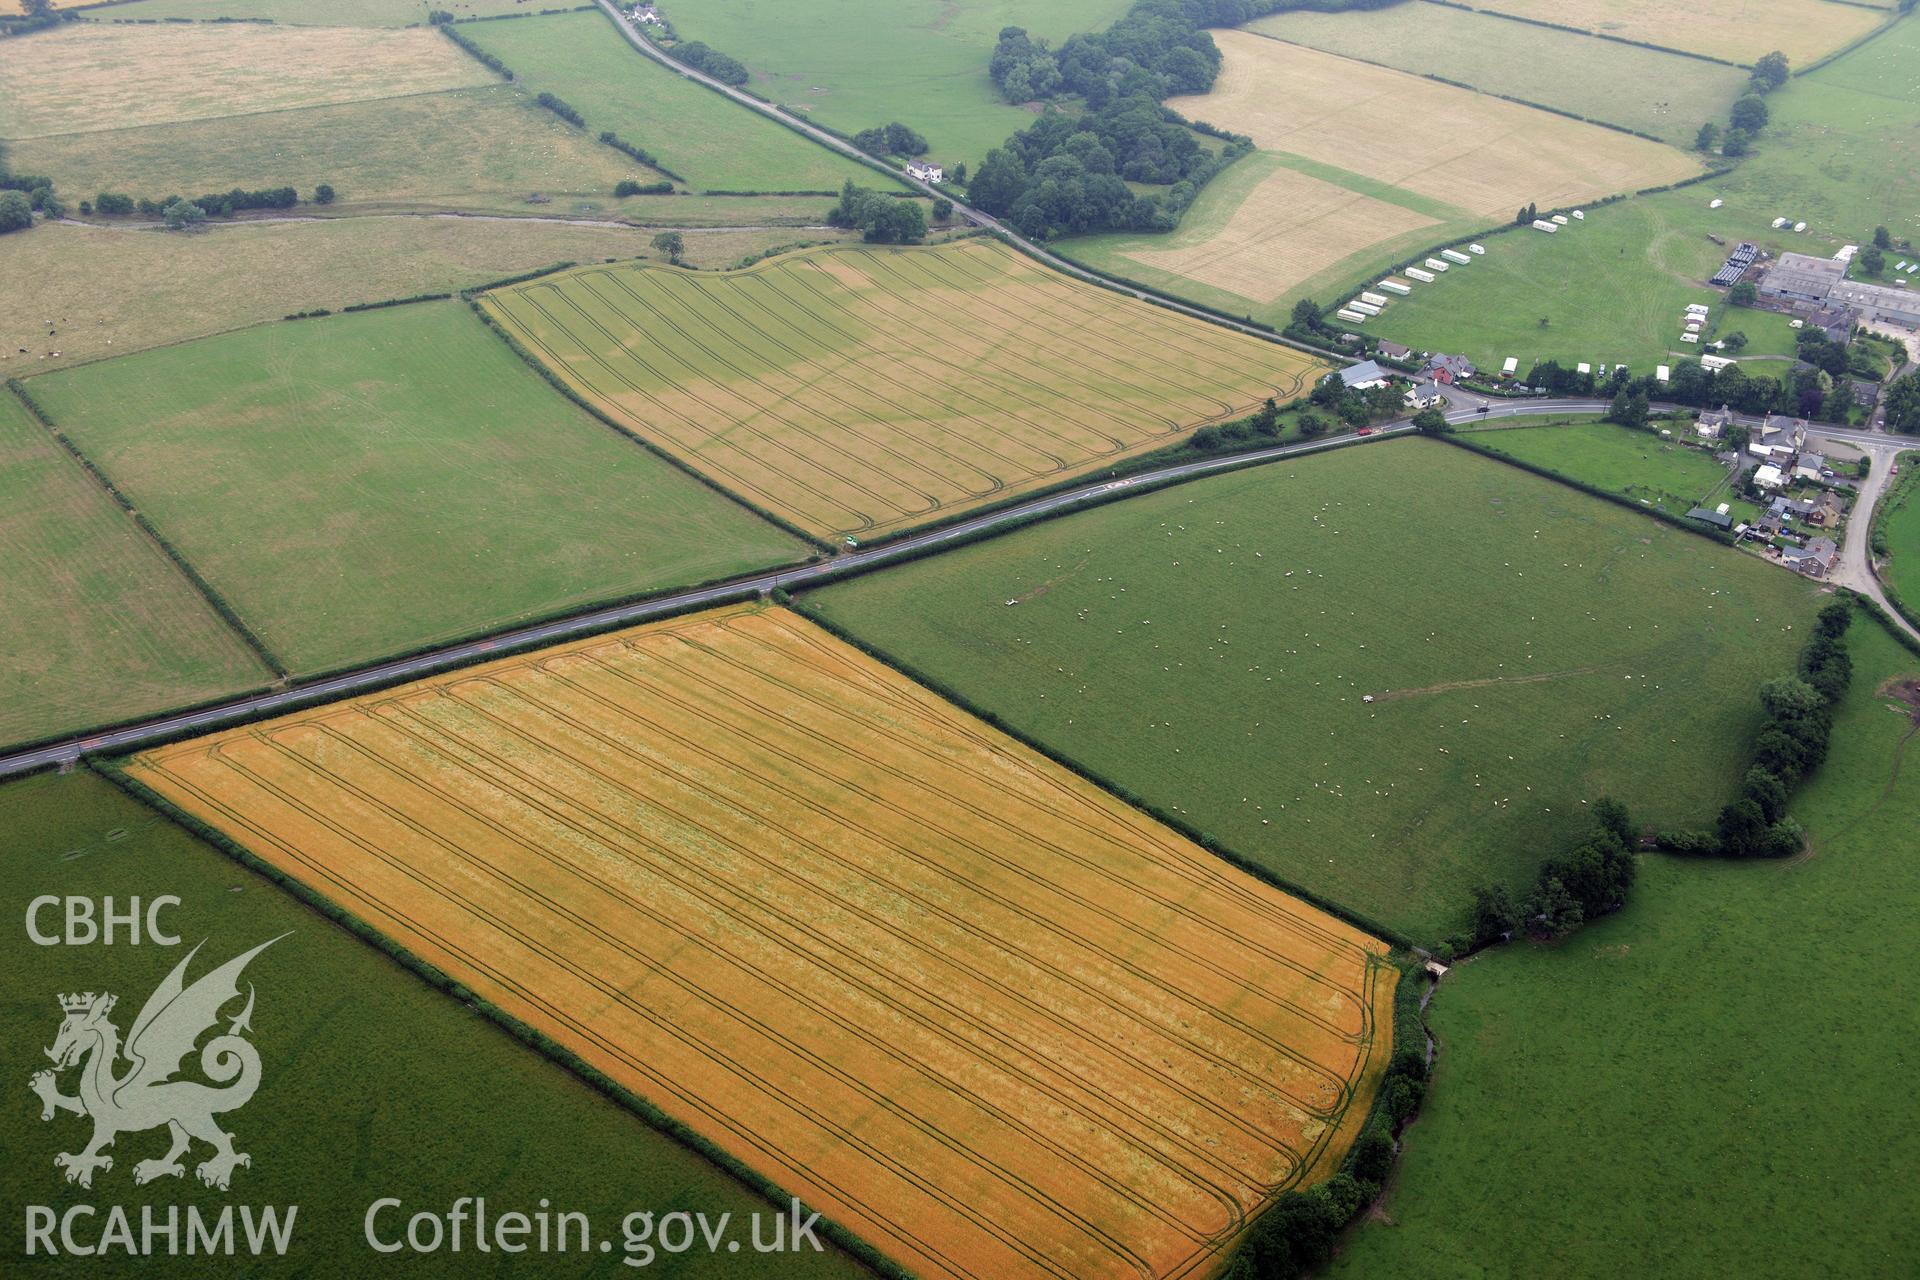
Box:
(23, 931, 300, 1258)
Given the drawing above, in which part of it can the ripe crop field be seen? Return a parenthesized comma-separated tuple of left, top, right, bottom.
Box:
(128, 602, 1398, 1280)
(1246, 5, 1751, 147)
(0, 23, 488, 139)
(90, 0, 538, 23)
(662, 0, 1132, 170)
(1331, 619, 1920, 1277)
(0, 391, 267, 749)
(481, 238, 1327, 539)
(1458, 420, 1737, 517)
(25, 301, 806, 675)
(459, 10, 880, 193)
(0, 769, 871, 1279)
(1462, 0, 1887, 67)
(806, 439, 1822, 942)
(9, 85, 661, 219)
(1171, 33, 1702, 221)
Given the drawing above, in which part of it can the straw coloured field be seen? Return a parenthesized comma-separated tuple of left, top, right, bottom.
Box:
(1173, 32, 1702, 220)
(25, 302, 805, 674)
(1246, 5, 1752, 147)
(89, 0, 538, 23)
(0, 23, 489, 139)
(0, 391, 267, 749)
(806, 439, 1822, 942)
(1463, 0, 1887, 66)
(129, 602, 1397, 1280)
(1331, 619, 1920, 1277)
(482, 239, 1327, 538)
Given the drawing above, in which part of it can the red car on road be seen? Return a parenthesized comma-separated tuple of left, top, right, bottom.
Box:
(1355, 427, 1375, 436)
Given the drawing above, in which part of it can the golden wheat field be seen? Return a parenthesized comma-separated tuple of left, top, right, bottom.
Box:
(480, 239, 1329, 539)
(1174, 33, 1703, 219)
(129, 603, 1397, 1280)
(0, 22, 489, 139)
(1464, 0, 1886, 66)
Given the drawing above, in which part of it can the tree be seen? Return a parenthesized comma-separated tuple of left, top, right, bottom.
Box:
(650, 230, 684, 264)
(967, 147, 1027, 216)
(0, 189, 33, 234)
(1720, 330, 1749, 351)
(1750, 51, 1790, 92)
(1760, 676, 1826, 723)
(161, 198, 206, 231)
(1290, 298, 1323, 331)
(1729, 280, 1757, 306)
(1296, 412, 1327, 438)
(1874, 225, 1893, 250)
(931, 197, 953, 222)
(1715, 796, 1769, 857)
(1607, 387, 1649, 428)
(313, 184, 335, 205)
(1412, 408, 1448, 434)
(1743, 767, 1789, 824)
(1730, 95, 1769, 133)
(1859, 245, 1885, 275)
(1469, 883, 1518, 946)
(1695, 121, 1721, 152)
(1251, 398, 1279, 437)
(1529, 876, 1583, 938)
(1593, 797, 1634, 845)
(1887, 373, 1920, 434)
(1721, 128, 1752, 157)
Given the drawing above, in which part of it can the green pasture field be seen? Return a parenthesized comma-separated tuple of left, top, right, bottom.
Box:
(0, 217, 855, 375)
(1459, 419, 1737, 516)
(85, 0, 550, 24)
(0, 392, 267, 749)
(0, 769, 870, 1279)
(460, 9, 883, 193)
(25, 301, 806, 675)
(662, 0, 1131, 170)
(9, 85, 663, 218)
(1879, 454, 1920, 622)
(1245, 4, 1750, 147)
(805, 438, 1820, 941)
(1720, 304, 1804, 360)
(1330, 618, 1920, 1277)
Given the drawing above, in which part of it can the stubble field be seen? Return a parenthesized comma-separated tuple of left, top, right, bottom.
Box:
(481, 238, 1328, 539)
(1461, 0, 1887, 66)
(128, 602, 1398, 1280)
(806, 439, 1822, 941)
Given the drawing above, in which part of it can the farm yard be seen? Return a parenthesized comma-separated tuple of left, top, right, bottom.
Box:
(127, 602, 1398, 1280)
(0, 769, 872, 1280)
(661, 0, 1133, 172)
(459, 9, 882, 193)
(23, 301, 806, 676)
(1457, 419, 1739, 517)
(0, 391, 268, 749)
(481, 238, 1327, 539)
(1330, 620, 1920, 1278)
(1461, 0, 1890, 66)
(806, 439, 1822, 942)
(1245, 4, 1752, 147)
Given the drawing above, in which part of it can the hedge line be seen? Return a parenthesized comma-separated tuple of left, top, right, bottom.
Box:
(462, 297, 835, 554)
(1423, 0, 1746, 68)
(93, 760, 912, 1280)
(599, 132, 687, 184)
(461, 260, 578, 294)
(5, 379, 287, 680)
(439, 24, 513, 79)
(785, 595, 1412, 949)
(1796, 10, 1907, 78)
(343, 291, 451, 313)
(1868, 452, 1920, 637)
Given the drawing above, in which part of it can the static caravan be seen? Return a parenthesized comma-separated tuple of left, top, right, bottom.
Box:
(1772, 216, 1789, 228)
(1576, 362, 1592, 374)
(1701, 354, 1735, 372)
(1336, 308, 1368, 323)
(1469, 243, 1486, 255)
(1794, 221, 1808, 232)
(1348, 301, 1382, 316)
(1405, 266, 1436, 283)
(1379, 279, 1413, 295)
(1359, 291, 1388, 307)
(1656, 364, 1671, 382)
(1709, 199, 1724, 209)
(1551, 214, 1570, 225)
(1501, 357, 1519, 376)
(1681, 332, 1700, 343)
(1441, 249, 1472, 265)
(1532, 219, 1558, 233)
(1424, 258, 1451, 272)
(1685, 303, 1710, 315)
(1572, 210, 1585, 220)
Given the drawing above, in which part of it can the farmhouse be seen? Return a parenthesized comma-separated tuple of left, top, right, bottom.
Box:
(1760, 252, 1847, 304)
(1423, 353, 1476, 384)
(904, 161, 944, 183)
(1696, 404, 1735, 439)
(1339, 359, 1393, 391)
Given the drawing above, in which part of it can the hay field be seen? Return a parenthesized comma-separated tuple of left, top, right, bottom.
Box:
(1173, 32, 1702, 220)
(129, 602, 1398, 1280)
(0, 391, 268, 748)
(0, 23, 489, 139)
(807, 439, 1823, 942)
(482, 238, 1327, 539)
(1463, 0, 1887, 66)
(26, 302, 806, 674)
(1247, 5, 1752, 147)
(88, 0, 538, 24)
(1121, 153, 1442, 305)
(9, 85, 658, 218)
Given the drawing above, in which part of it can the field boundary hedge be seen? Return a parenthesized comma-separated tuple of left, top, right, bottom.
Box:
(1421, 0, 1748, 68)
(1796, 8, 1907, 77)
(5, 379, 288, 680)
(438, 23, 514, 80)
(92, 758, 913, 1280)
(785, 594, 1412, 950)
(1869, 450, 1920, 635)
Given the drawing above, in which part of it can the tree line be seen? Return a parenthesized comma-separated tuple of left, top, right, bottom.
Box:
(669, 40, 748, 86)
(825, 181, 928, 244)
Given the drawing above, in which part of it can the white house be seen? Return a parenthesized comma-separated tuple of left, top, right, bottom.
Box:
(1501, 356, 1519, 376)
(1754, 463, 1787, 490)
(1656, 364, 1671, 382)
(1405, 381, 1445, 410)
(905, 161, 943, 184)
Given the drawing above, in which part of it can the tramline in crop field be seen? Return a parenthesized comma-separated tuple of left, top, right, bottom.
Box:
(481, 239, 1327, 539)
(128, 603, 1397, 1280)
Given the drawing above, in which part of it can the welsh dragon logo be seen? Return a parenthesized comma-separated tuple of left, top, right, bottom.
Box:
(29, 936, 284, 1191)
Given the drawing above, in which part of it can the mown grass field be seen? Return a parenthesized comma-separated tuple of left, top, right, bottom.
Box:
(1879, 453, 1920, 620)
(460, 9, 880, 192)
(129, 602, 1398, 1280)
(26, 301, 806, 675)
(482, 238, 1327, 539)
(9, 85, 662, 218)
(663, 0, 1131, 170)
(86, 0, 545, 23)
(1246, 3, 1750, 147)
(0, 768, 871, 1279)
(806, 439, 1822, 942)
(0, 22, 487, 138)
(1330, 617, 1920, 1278)
(0, 391, 267, 749)
(1459, 419, 1737, 516)
(0, 217, 851, 373)
(1463, 0, 1888, 66)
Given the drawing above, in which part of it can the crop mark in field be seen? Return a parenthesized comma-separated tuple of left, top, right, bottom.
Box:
(130, 604, 1394, 1280)
(1373, 667, 1601, 702)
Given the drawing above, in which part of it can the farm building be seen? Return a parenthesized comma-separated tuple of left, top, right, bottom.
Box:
(905, 161, 944, 183)
(1827, 281, 1920, 328)
(1406, 267, 1436, 283)
(1338, 360, 1392, 391)
(1835, 245, 1859, 263)
(1423, 353, 1476, 384)
(1760, 253, 1846, 304)
(1532, 219, 1559, 233)
(1686, 506, 1734, 530)
(1377, 340, 1412, 360)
